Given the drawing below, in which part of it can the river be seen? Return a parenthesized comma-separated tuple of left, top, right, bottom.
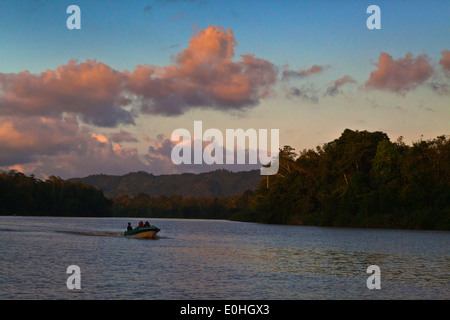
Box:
(0, 216, 448, 299)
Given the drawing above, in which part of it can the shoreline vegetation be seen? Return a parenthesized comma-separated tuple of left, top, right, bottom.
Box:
(1, 129, 449, 231)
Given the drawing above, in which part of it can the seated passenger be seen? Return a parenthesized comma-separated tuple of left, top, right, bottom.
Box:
(138, 221, 144, 228)
(127, 223, 133, 231)
(144, 221, 150, 227)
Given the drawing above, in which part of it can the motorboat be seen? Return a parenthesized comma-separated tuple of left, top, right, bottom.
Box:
(124, 226, 160, 239)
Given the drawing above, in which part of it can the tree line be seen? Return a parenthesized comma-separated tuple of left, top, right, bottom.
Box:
(0, 171, 111, 217)
(237, 129, 450, 230)
(111, 193, 244, 220)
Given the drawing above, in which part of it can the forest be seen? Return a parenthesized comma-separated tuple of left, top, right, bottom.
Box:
(0, 172, 111, 217)
(71, 169, 261, 198)
(1, 129, 449, 230)
(240, 129, 450, 230)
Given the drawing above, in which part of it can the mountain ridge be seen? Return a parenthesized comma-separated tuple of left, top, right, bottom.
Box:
(70, 169, 263, 198)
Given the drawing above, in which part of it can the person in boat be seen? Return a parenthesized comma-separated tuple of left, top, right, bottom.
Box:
(144, 221, 150, 227)
(127, 223, 133, 231)
(138, 221, 144, 228)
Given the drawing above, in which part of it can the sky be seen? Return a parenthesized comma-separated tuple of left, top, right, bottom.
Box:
(0, 0, 449, 178)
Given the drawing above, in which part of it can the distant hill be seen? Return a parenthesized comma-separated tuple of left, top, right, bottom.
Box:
(70, 169, 263, 198)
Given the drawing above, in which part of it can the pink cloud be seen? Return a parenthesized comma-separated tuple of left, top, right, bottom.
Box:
(0, 109, 154, 177)
(0, 114, 147, 178)
(126, 25, 278, 115)
(0, 26, 278, 125)
(109, 130, 139, 143)
(440, 50, 450, 75)
(365, 52, 434, 93)
(0, 60, 133, 127)
(282, 64, 329, 80)
(0, 114, 81, 166)
(325, 75, 357, 96)
(0, 113, 259, 178)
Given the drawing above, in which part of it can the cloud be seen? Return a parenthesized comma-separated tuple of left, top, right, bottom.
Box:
(143, 132, 264, 174)
(0, 114, 147, 178)
(428, 81, 449, 95)
(0, 114, 81, 166)
(325, 75, 357, 97)
(365, 52, 434, 93)
(126, 25, 278, 115)
(282, 64, 329, 80)
(26, 141, 147, 179)
(0, 113, 260, 178)
(0, 26, 278, 125)
(287, 85, 320, 103)
(0, 25, 280, 178)
(147, 134, 176, 160)
(0, 59, 134, 127)
(440, 50, 450, 75)
(92, 133, 109, 144)
(109, 130, 139, 143)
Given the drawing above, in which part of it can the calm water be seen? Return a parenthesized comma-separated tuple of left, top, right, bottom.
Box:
(0, 216, 448, 299)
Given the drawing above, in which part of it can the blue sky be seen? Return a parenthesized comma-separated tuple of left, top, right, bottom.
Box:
(2, 0, 448, 73)
(0, 0, 449, 178)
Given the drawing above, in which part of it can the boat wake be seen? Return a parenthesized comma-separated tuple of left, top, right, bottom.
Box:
(0, 228, 20, 232)
(56, 230, 123, 238)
